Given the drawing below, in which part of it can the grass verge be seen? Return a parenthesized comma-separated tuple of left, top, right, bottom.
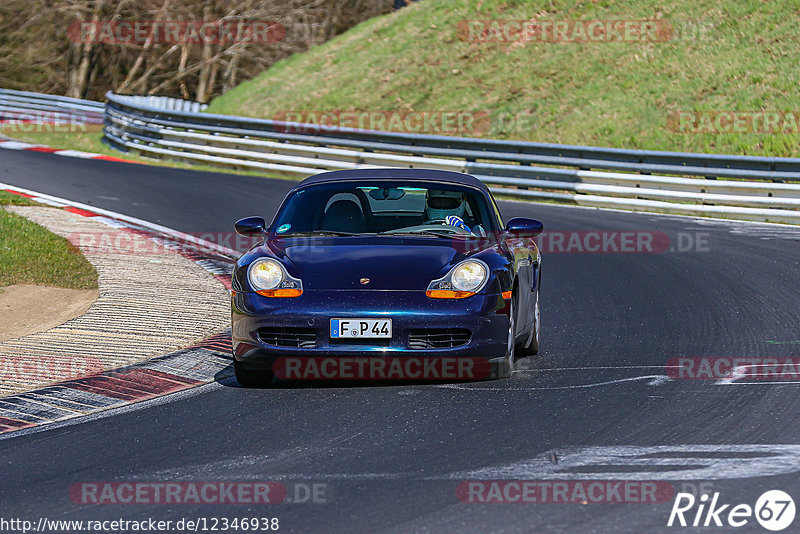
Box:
(0, 191, 98, 290)
(207, 0, 800, 157)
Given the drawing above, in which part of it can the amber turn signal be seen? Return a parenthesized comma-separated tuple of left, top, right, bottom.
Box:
(256, 288, 303, 298)
(426, 289, 475, 299)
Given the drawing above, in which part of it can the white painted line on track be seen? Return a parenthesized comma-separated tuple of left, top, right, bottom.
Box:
(137, 444, 800, 483)
(435, 375, 672, 390)
(0, 182, 239, 258)
(515, 365, 672, 372)
(716, 381, 800, 385)
(446, 444, 800, 481)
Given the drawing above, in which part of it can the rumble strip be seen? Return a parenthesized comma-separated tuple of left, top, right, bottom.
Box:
(0, 187, 236, 435)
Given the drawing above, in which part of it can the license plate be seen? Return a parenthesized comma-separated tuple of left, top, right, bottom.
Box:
(330, 318, 392, 339)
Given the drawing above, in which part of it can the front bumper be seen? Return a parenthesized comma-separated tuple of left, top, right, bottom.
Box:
(231, 289, 510, 376)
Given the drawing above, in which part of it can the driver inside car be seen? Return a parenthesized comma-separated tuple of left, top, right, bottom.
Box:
(424, 189, 473, 232)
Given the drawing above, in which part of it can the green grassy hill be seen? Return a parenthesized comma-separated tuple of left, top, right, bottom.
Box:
(207, 0, 800, 157)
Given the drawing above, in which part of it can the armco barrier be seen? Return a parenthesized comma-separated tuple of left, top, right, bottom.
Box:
(0, 88, 104, 124)
(2, 88, 800, 224)
(102, 92, 800, 224)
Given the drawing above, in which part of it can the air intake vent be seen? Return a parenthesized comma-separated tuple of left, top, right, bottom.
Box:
(258, 327, 317, 348)
(408, 328, 471, 350)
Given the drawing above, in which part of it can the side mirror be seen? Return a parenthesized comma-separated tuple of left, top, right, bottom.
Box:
(506, 217, 544, 238)
(235, 216, 267, 237)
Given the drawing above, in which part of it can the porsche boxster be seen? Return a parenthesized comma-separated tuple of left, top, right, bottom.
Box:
(230, 168, 542, 385)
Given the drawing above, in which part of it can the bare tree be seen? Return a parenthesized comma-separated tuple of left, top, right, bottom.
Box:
(0, 0, 393, 102)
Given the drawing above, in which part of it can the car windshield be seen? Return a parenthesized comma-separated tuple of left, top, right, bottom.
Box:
(271, 181, 498, 238)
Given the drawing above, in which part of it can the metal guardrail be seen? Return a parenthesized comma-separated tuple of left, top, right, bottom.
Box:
(107, 94, 208, 113)
(104, 93, 800, 181)
(0, 90, 203, 124)
(2, 88, 800, 224)
(0, 89, 104, 124)
(103, 92, 800, 224)
(0, 88, 104, 111)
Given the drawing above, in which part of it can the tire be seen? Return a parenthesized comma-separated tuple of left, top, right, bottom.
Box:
(234, 359, 274, 387)
(496, 297, 516, 379)
(518, 290, 540, 357)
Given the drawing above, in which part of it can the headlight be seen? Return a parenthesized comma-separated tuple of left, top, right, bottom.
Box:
(451, 261, 488, 292)
(249, 259, 283, 290)
(426, 259, 489, 299)
(247, 258, 303, 297)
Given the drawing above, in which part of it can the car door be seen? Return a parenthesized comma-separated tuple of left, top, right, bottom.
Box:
(488, 193, 535, 331)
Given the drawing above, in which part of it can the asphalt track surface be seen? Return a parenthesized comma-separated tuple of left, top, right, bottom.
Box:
(2, 149, 800, 533)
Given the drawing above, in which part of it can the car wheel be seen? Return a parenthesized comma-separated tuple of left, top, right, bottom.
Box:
(234, 359, 273, 387)
(497, 296, 516, 379)
(518, 290, 540, 357)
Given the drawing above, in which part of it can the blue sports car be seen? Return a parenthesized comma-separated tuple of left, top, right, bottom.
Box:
(230, 168, 542, 385)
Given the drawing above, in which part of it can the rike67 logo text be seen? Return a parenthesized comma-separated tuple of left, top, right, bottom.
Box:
(668, 490, 795, 531)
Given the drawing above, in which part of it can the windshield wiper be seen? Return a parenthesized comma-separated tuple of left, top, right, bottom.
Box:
(280, 230, 361, 237)
(379, 229, 467, 238)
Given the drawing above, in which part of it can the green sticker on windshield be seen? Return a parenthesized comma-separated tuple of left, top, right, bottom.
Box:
(276, 224, 291, 233)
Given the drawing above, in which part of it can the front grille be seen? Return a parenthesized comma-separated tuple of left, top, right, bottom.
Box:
(408, 328, 471, 350)
(257, 327, 317, 348)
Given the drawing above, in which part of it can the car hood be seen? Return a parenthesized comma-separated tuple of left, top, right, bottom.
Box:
(272, 237, 488, 291)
